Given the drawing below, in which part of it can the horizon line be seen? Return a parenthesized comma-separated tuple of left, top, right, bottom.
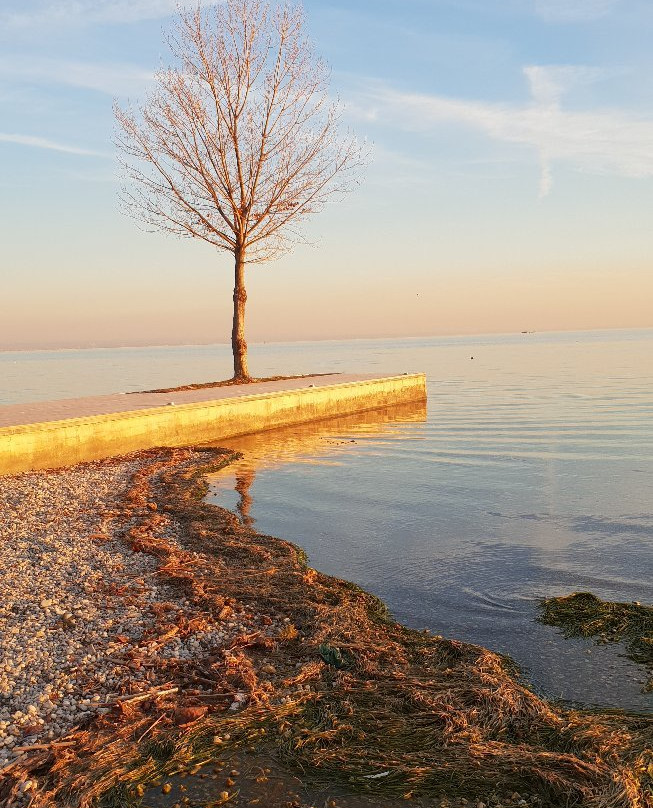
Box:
(1, 325, 652, 354)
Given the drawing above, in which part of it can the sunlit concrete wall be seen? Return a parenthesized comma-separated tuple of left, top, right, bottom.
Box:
(0, 374, 427, 475)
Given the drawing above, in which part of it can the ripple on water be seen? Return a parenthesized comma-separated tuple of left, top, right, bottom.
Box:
(206, 332, 653, 713)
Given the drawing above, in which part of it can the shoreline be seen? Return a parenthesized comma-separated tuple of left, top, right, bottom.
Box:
(1, 449, 651, 807)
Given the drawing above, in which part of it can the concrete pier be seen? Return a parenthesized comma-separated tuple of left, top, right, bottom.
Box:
(0, 373, 427, 475)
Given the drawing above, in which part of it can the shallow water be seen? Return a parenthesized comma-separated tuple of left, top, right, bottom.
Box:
(3, 330, 652, 711)
(203, 330, 653, 713)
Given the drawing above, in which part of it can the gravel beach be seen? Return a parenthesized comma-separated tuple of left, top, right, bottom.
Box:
(0, 453, 260, 770)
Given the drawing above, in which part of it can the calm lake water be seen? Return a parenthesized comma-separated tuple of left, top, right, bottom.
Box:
(2, 330, 652, 712)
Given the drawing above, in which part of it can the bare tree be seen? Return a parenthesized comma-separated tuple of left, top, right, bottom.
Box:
(115, 0, 365, 381)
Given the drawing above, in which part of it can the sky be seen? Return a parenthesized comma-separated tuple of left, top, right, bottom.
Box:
(1, 0, 652, 349)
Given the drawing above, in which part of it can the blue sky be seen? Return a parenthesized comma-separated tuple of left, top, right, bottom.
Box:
(1, 0, 652, 348)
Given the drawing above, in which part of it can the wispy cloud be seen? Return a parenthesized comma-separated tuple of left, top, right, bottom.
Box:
(0, 56, 152, 96)
(0, 133, 106, 157)
(352, 65, 653, 196)
(534, 0, 620, 23)
(0, 0, 219, 28)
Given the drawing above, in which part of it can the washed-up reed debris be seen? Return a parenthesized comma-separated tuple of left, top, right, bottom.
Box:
(539, 592, 653, 692)
(1, 448, 651, 807)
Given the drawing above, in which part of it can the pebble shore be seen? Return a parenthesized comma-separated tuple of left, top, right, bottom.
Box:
(0, 456, 256, 769)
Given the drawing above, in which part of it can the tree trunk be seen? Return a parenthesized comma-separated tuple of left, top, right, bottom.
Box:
(231, 246, 250, 381)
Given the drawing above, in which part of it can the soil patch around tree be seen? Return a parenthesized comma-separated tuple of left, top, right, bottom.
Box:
(135, 374, 335, 395)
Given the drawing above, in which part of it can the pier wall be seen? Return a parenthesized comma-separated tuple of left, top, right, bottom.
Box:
(0, 374, 427, 475)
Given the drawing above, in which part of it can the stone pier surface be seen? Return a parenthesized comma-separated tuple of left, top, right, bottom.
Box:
(0, 373, 427, 475)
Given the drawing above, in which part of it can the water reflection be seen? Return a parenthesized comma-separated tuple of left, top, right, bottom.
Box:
(234, 469, 256, 527)
(207, 399, 427, 525)
(205, 395, 652, 715)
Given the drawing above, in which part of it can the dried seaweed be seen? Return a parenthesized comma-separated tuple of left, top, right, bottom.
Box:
(539, 592, 653, 692)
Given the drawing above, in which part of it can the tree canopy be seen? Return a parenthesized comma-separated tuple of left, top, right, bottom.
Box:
(115, 0, 366, 378)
